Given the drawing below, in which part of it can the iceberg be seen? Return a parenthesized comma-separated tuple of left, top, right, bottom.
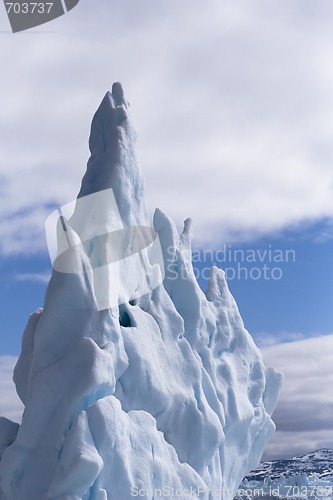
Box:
(0, 83, 283, 500)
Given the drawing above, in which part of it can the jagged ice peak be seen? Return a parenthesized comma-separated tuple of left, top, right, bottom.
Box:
(0, 83, 283, 500)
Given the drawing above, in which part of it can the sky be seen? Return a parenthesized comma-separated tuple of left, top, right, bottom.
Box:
(0, 0, 333, 462)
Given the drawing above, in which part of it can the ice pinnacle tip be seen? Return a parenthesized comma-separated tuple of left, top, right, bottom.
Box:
(112, 82, 125, 106)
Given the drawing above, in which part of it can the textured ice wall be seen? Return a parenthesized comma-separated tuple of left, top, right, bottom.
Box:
(0, 83, 283, 500)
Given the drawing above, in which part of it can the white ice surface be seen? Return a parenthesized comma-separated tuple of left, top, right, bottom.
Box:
(0, 83, 283, 500)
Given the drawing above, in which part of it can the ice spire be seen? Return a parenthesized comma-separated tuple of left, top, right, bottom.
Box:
(77, 82, 148, 227)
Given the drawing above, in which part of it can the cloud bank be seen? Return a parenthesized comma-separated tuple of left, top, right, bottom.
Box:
(1, 0, 333, 254)
(262, 334, 333, 460)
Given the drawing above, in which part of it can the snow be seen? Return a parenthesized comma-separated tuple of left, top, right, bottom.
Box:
(236, 449, 333, 500)
(0, 83, 283, 499)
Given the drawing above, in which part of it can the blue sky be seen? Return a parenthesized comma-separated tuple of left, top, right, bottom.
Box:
(198, 219, 333, 342)
(1, 0, 333, 461)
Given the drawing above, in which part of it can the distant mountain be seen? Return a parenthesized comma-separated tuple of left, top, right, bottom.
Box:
(236, 449, 333, 500)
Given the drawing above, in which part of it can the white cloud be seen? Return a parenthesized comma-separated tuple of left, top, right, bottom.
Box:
(261, 334, 333, 461)
(0, 206, 51, 256)
(0, 357, 23, 424)
(15, 271, 51, 284)
(1, 0, 333, 254)
(262, 430, 333, 462)
(255, 331, 331, 348)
